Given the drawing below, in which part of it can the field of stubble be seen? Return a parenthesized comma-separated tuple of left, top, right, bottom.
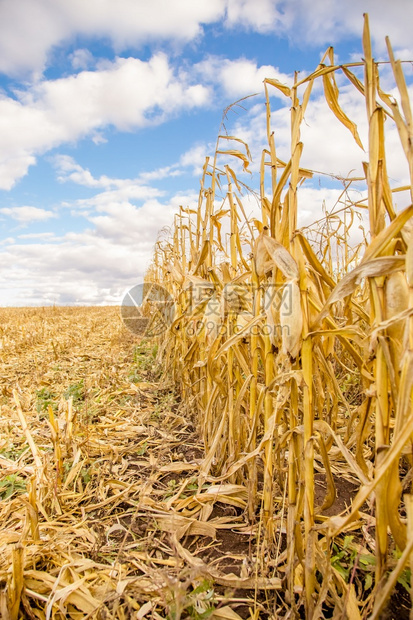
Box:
(0, 306, 279, 620)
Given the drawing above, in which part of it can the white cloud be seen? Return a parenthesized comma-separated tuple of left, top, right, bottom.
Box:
(0, 154, 37, 191)
(0, 156, 200, 305)
(0, 3, 409, 192)
(70, 48, 95, 71)
(18, 232, 56, 239)
(195, 56, 292, 99)
(179, 143, 212, 176)
(0, 188, 198, 306)
(54, 155, 115, 189)
(138, 166, 183, 182)
(53, 156, 168, 210)
(25, 54, 210, 130)
(225, 0, 286, 32)
(54, 150, 205, 191)
(227, 0, 413, 56)
(0, 54, 211, 189)
(0, 0, 411, 79)
(91, 132, 108, 145)
(0, 0, 225, 77)
(0, 206, 57, 224)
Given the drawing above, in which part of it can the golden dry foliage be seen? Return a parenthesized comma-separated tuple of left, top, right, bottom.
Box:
(147, 16, 413, 617)
(1, 307, 270, 619)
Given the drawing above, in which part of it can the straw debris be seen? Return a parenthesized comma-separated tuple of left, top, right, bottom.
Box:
(1, 307, 266, 618)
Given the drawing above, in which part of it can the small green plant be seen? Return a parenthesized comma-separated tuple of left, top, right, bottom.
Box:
(358, 552, 376, 591)
(64, 380, 85, 403)
(36, 387, 57, 413)
(81, 466, 91, 485)
(163, 478, 203, 501)
(0, 444, 27, 460)
(179, 478, 203, 500)
(330, 535, 375, 591)
(167, 578, 216, 620)
(128, 368, 145, 383)
(133, 342, 154, 370)
(331, 535, 358, 581)
(153, 391, 176, 416)
(397, 568, 411, 593)
(186, 478, 198, 492)
(137, 441, 148, 456)
(130, 340, 160, 379)
(164, 479, 178, 499)
(393, 549, 412, 593)
(62, 460, 74, 482)
(0, 474, 26, 500)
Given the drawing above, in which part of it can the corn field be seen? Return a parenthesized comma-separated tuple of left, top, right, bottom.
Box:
(1, 15, 413, 620)
(146, 16, 413, 618)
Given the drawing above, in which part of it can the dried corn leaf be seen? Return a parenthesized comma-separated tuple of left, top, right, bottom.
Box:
(322, 72, 364, 149)
(316, 256, 405, 322)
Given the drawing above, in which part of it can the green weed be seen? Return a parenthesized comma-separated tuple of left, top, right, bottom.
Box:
(331, 535, 375, 589)
(36, 387, 57, 413)
(130, 340, 161, 380)
(64, 380, 85, 403)
(0, 444, 27, 460)
(167, 578, 216, 620)
(0, 474, 26, 500)
(136, 441, 148, 456)
(393, 549, 411, 594)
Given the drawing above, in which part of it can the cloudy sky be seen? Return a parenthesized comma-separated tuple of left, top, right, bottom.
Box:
(0, 0, 412, 306)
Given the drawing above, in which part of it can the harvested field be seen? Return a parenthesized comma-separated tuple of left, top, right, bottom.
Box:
(0, 306, 287, 619)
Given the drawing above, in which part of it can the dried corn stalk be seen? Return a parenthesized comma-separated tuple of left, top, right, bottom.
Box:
(148, 15, 413, 616)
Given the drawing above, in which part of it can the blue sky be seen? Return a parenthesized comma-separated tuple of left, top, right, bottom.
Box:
(0, 0, 412, 306)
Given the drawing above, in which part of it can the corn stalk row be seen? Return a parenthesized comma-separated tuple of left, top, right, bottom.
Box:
(147, 17, 413, 617)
